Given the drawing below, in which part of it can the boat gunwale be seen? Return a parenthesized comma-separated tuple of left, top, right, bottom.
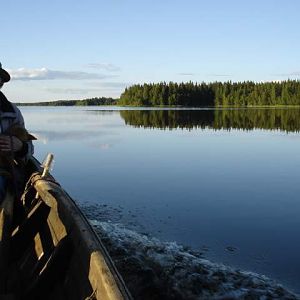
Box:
(27, 156, 132, 300)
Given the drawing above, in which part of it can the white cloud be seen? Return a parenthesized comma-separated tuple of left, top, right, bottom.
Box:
(86, 81, 131, 89)
(8, 67, 115, 81)
(178, 73, 195, 76)
(46, 88, 95, 95)
(86, 63, 121, 72)
(46, 82, 129, 94)
(208, 74, 231, 77)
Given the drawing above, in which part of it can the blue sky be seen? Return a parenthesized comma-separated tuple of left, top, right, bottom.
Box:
(2, 0, 299, 102)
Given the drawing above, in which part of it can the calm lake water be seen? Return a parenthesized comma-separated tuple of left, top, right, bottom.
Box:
(20, 106, 300, 293)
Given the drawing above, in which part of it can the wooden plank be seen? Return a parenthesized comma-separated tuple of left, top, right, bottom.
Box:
(27, 161, 132, 300)
(10, 201, 51, 260)
(46, 208, 67, 246)
(23, 235, 72, 300)
(63, 250, 94, 300)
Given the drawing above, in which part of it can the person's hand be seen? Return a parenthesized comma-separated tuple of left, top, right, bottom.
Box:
(0, 135, 23, 152)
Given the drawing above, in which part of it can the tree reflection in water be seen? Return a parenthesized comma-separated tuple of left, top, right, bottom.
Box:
(120, 108, 300, 133)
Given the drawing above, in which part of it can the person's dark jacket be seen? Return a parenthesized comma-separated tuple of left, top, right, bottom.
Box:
(0, 91, 34, 162)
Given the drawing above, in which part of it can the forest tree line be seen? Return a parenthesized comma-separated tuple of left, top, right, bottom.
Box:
(118, 80, 300, 106)
(17, 97, 117, 106)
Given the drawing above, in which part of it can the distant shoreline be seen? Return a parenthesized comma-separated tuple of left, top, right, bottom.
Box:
(16, 103, 300, 108)
(16, 80, 300, 107)
(16, 97, 118, 106)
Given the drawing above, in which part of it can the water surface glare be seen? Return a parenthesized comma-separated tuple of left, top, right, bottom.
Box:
(20, 106, 300, 293)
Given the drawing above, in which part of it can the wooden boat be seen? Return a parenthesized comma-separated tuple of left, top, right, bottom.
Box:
(0, 155, 132, 300)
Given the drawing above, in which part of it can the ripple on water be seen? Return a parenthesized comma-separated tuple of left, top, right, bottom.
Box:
(81, 204, 299, 300)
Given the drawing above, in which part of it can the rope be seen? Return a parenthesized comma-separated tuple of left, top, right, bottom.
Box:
(30, 173, 60, 188)
(85, 289, 97, 300)
(21, 172, 60, 209)
(8, 135, 17, 194)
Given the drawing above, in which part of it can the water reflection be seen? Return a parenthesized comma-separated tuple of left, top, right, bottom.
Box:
(32, 129, 119, 143)
(19, 106, 300, 293)
(120, 108, 300, 132)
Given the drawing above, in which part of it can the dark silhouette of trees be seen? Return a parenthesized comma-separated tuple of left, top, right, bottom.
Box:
(119, 80, 300, 107)
(17, 97, 117, 106)
(120, 108, 300, 132)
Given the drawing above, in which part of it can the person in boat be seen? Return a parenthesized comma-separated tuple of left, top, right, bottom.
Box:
(0, 62, 34, 201)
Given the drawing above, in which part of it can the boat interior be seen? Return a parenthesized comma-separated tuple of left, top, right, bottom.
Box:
(0, 158, 131, 300)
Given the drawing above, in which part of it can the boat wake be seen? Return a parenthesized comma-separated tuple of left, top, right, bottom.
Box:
(81, 204, 298, 299)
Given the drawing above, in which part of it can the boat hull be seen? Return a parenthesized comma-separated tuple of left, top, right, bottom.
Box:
(0, 157, 131, 300)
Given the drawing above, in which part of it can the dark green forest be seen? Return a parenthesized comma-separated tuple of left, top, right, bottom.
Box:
(17, 97, 117, 106)
(120, 108, 300, 132)
(119, 80, 300, 107)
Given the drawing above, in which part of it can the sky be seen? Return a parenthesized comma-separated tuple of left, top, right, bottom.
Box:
(1, 0, 300, 102)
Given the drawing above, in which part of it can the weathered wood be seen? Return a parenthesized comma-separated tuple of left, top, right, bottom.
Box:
(63, 250, 94, 300)
(33, 178, 130, 300)
(11, 201, 51, 260)
(24, 235, 71, 300)
(2, 157, 132, 300)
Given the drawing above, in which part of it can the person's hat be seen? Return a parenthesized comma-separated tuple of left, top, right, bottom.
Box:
(0, 63, 10, 83)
